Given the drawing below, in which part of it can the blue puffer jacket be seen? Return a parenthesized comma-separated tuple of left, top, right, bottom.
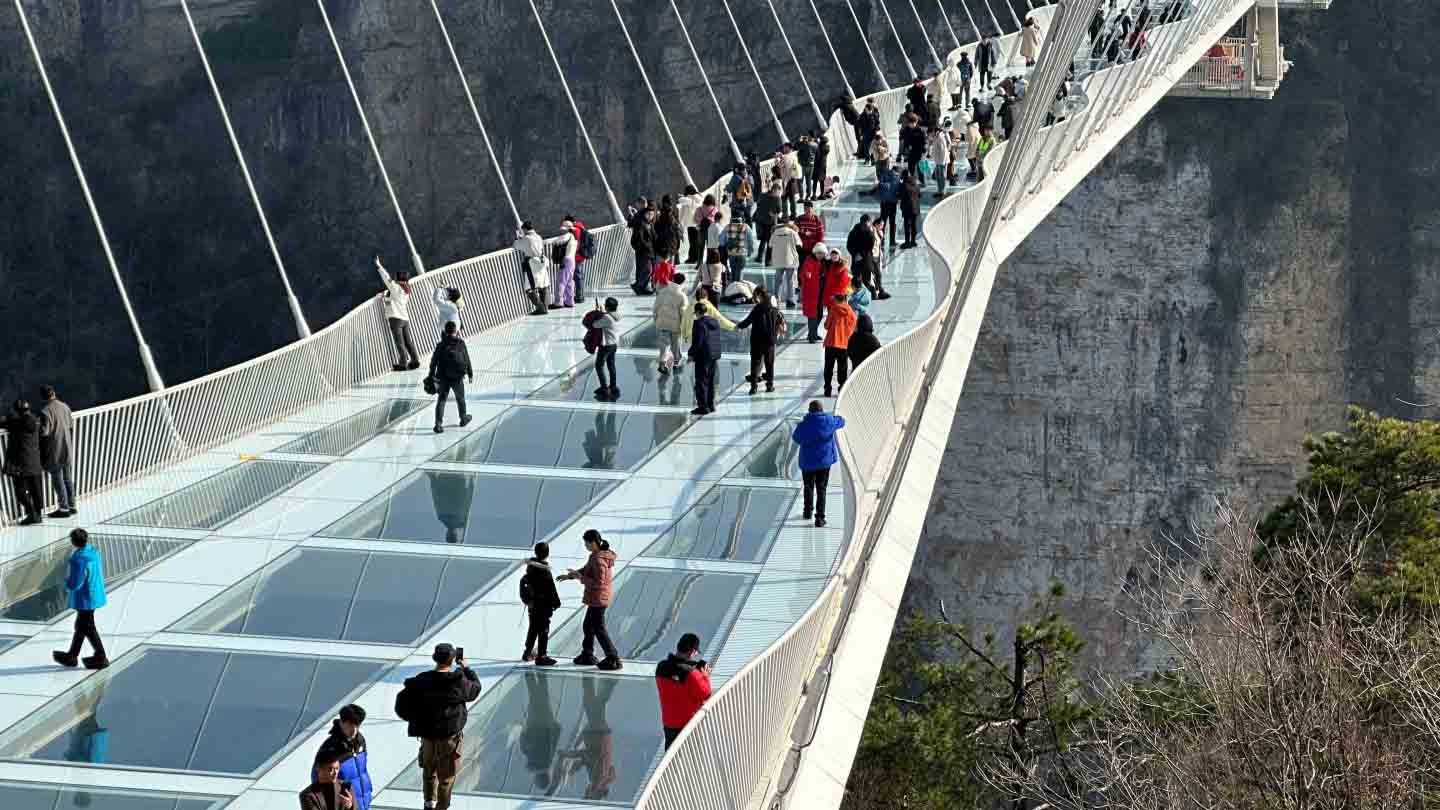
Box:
(313, 722, 373, 810)
(792, 412, 846, 471)
(65, 546, 106, 611)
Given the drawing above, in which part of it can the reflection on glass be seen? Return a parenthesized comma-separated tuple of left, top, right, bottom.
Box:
(437, 406, 685, 471)
(0, 780, 227, 810)
(531, 355, 745, 407)
(0, 534, 190, 622)
(108, 461, 323, 530)
(394, 670, 660, 803)
(0, 647, 384, 774)
(0, 637, 21, 654)
(549, 568, 753, 662)
(320, 470, 614, 548)
(277, 399, 428, 456)
(621, 314, 805, 353)
(643, 486, 795, 562)
(175, 549, 513, 645)
(733, 420, 802, 480)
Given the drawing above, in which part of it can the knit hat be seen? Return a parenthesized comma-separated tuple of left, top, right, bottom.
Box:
(812, 243, 828, 257)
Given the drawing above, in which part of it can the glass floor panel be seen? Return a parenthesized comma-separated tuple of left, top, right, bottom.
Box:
(0, 636, 22, 654)
(175, 549, 513, 645)
(320, 469, 615, 547)
(549, 568, 753, 663)
(0, 781, 228, 810)
(0, 646, 384, 775)
(277, 398, 428, 456)
(620, 311, 807, 354)
(641, 486, 796, 563)
(530, 355, 750, 407)
(731, 419, 801, 480)
(393, 669, 661, 805)
(436, 406, 687, 471)
(107, 460, 325, 530)
(0, 533, 191, 622)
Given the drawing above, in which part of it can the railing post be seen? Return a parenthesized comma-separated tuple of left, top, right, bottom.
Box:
(12, 0, 166, 392)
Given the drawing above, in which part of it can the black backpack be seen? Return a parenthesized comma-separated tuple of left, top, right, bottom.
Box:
(578, 227, 597, 260)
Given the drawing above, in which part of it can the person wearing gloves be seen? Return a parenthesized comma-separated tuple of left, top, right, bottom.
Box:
(513, 223, 550, 317)
(376, 257, 419, 370)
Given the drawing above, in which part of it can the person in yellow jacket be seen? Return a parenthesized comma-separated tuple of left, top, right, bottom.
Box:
(682, 288, 736, 344)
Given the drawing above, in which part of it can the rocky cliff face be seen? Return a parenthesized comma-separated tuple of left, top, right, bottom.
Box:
(904, 0, 1440, 671)
(0, 0, 990, 407)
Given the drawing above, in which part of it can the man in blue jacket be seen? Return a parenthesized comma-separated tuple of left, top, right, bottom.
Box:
(791, 401, 846, 527)
(312, 704, 373, 810)
(53, 528, 108, 669)
(875, 168, 903, 250)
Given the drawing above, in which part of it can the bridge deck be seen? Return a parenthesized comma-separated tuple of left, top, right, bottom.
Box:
(0, 149, 948, 808)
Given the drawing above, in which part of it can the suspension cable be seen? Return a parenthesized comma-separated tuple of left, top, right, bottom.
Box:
(525, 0, 626, 224)
(767, 0, 827, 131)
(906, 0, 944, 71)
(12, 0, 165, 392)
(719, 0, 788, 145)
(429, 0, 521, 228)
(935, 0, 964, 52)
(979, 0, 1006, 34)
(807, 0, 858, 100)
(609, 0, 696, 189)
(1001, 0, 1023, 29)
(315, 0, 425, 276)
(669, 0, 743, 163)
(877, 0, 918, 78)
(179, 0, 310, 340)
(841, 0, 891, 90)
(955, 0, 984, 42)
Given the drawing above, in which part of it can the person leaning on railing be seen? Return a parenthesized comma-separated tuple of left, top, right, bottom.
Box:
(376, 257, 420, 371)
(3, 399, 44, 525)
(513, 222, 550, 317)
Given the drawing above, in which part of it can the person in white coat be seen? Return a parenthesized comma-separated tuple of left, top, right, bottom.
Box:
(513, 222, 550, 317)
(652, 272, 691, 374)
(943, 60, 963, 110)
(676, 185, 703, 265)
(927, 127, 952, 197)
(433, 285, 463, 333)
(768, 217, 802, 308)
(376, 257, 419, 371)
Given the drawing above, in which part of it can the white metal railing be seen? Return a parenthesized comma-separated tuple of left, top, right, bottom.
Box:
(1177, 40, 1252, 90)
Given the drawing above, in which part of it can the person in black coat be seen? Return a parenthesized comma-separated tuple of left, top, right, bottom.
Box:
(688, 303, 722, 416)
(394, 643, 481, 810)
(630, 211, 658, 295)
(847, 314, 882, 368)
(906, 79, 928, 125)
(809, 136, 830, 200)
(971, 96, 995, 130)
(655, 198, 683, 265)
(977, 34, 997, 90)
(521, 542, 563, 666)
(429, 322, 474, 434)
(735, 287, 785, 395)
(3, 399, 44, 525)
(846, 216, 878, 294)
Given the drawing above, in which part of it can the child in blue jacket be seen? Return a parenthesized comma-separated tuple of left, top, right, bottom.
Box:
(791, 401, 846, 527)
(53, 528, 108, 669)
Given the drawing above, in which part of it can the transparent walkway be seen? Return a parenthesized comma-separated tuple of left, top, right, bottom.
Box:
(0, 144, 952, 809)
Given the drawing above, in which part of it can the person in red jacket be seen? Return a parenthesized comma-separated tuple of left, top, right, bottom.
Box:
(798, 245, 852, 343)
(654, 632, 712, 749)
(794, 200, 825, 255)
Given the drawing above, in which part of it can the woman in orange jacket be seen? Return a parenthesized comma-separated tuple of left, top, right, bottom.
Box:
(822, 294, 857, 397)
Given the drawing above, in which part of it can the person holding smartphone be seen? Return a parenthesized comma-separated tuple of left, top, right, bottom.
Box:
(299, 748, 354, 810)
(312, 704, 372, 810)
(655, 633, 713, 749)
(395, 644, 482, 810)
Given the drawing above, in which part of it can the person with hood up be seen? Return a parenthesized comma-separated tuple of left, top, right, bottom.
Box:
(513, 223, 550, 317)
(300, 749, 354, 810)
(429, 321, 474, 434)
(375, 257, 419, 370)
(769, 216, 803, 308)
(432, 286, 464, 332)
(1021, 16, 1043, 67)
(655, 632, 713, 750)
(687, 302, 723, 415)
(798, 245, 852, 343)
(823, 293, 857, 397)
(653, 271, 690, 375)
(791, 401, 845, 527)
(312, 705, 373, 810)
(735, 287, 785, 395)
(558, 529, 622, 670)
(394, 643, 482, 810)
(3, 399, 43, 525)
(51, 528, 108, 669)
(847, 314, 882, 368)
(521, 542, 563, 666)
(677, 185, 703, 265)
